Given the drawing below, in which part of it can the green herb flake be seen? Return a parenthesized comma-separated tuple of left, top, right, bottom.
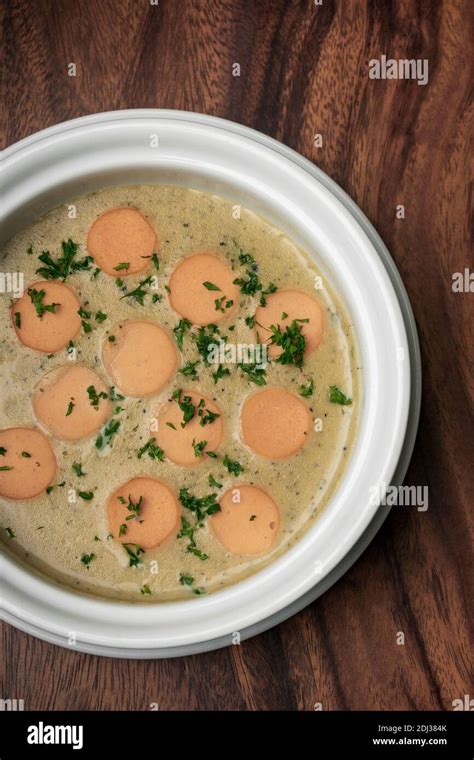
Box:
(212, 364, 231, 383)
(120, 275, 154, 305)
(81, 553, 95, 568)
(87, 385, 108, 409)
(78, 491, 94, 501)
(203, 281, 221, 291)
(173, 318, 191, 350)
(269, 318, 308, 369)
(208, 474, 222, 489)
(179, 361, 199, 378)
(179, 487, 220, 523)
(95, 419, 120, 450)
(65, 400, 75, 416)
(299, 379, 314, 397)
(123, 543, 144, 568)
(329, 385, 352, 405)
(137, 438, 165, 461)
(223, 454, 243, 476)
(177, 516, 208, 560)
(192, 438, 208, 458)
(36, 239, 92, 281)
(238, 362, 266, 386)
(28, 288, 59, 318)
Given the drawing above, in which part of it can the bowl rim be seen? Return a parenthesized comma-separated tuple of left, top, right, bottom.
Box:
(0, 109, 416, 653)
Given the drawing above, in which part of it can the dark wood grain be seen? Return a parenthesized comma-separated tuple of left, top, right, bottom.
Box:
(1, 0, 472, 711)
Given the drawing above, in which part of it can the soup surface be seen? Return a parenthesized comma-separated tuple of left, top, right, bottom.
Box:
(0, 185, 359, 602)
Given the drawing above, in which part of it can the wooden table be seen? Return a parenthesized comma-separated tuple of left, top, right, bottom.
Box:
(1, 0, 472, 711)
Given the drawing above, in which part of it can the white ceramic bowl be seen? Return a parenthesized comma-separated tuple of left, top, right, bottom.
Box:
(0, 110, 411, 655)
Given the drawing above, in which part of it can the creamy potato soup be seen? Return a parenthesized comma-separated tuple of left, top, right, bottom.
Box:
(0, 185, 359, 602)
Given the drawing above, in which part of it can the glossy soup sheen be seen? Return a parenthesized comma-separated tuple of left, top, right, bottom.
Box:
(0, 185, 359, 602)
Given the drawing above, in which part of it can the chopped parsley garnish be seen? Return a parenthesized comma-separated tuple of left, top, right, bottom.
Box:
(140, 584, 152, 595)
(72, 462, 86, 477)
(95, 419, 120, 449)
(237, 249, 257, 267)
(21, 451, 31, 458)
(95, 310, 107, 323)
(177, 516, 208, 560)
(65, 400, 75, 416)
(179, 361, 199, 378)
(120, 275, 154, 305)
(124, 543, 144, 567)
(212, 364, 230, 383)
(5, 527, 16, 538)
(108, 335, 116, 342)
(259, 283, 277, 306)
(208, 474, 222, 489)
(223, 454, 244, 476)
(238, 362, 266, 386)
(78, 491, 94, 501)
(299, 379, 314, 397)
(179, 487, 220, 524)
(45, 481, 65, 494)
(198, 405, 220, 426)
(214, 296, 233, 312)
(166, 421, 177, 430)
(233, 268, 262, 296)
(151, 253, 160, 270)
(119, 523, 127, 536)
(250, 515, 257, 521)
(87, 385, 108, 408)
(78, 306, 91, 319)
(28, 288, 59, 318)
(14, 312, 21, 328)
(269, 318, 308, 368)
(137, 438, 165, 461)
(0, 447, 6, 455)
(192, 438, 207, 457)
(329, 385, 352, 405)
(36, 239, 92, 281)
(27, 244, 33, 255)
(113, 262, 130, 271)
(109, 386, 125, 401)
(172, 389, 196, 427)
(123, 494, 142, 518)
(245, 315, 255, 328)
(173, 318, 191, 350)
(179, 573, 205, 595)
(81, 553, 95, 568)
(203, 281, 221, 291)
(0, 466, 14, 471)
(193, 324, 222, 365)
